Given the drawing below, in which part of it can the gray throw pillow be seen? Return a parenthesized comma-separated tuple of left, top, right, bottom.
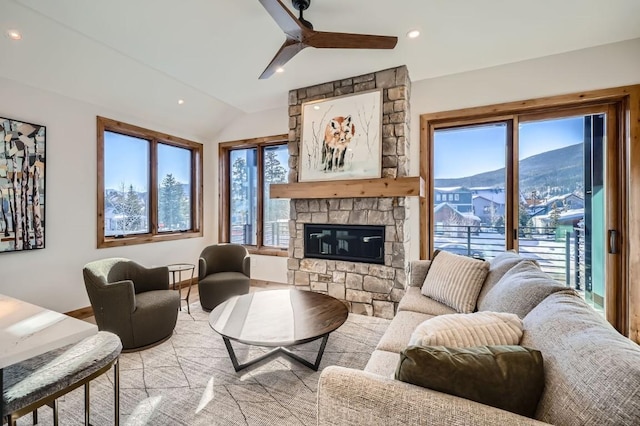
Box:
(395, 345, 545, 418)
(477, 260, 566, 318)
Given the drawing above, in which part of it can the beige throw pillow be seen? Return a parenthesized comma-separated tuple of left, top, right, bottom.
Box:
(421, 250, 489, 313)
(409, 311, 523, 347)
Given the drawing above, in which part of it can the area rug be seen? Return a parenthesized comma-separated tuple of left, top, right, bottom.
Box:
(18, 302, 390, 425)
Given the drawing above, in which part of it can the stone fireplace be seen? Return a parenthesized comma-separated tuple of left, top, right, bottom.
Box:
(286, 66, 411, 319)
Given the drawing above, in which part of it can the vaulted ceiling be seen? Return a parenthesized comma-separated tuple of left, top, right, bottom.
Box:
(1, 0, 639, 139)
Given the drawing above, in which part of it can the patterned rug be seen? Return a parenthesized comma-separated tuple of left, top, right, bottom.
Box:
(17, 302, 389, 425)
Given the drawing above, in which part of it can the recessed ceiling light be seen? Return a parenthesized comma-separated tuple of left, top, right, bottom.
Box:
(177, 99, 185, 105)
(275, 67, 285, 73)
(313, 105, 320, 110)
(7, 30, 22, 41)
(406, 29, 420, 39)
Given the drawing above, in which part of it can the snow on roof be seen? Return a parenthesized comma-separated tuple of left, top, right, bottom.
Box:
(472, 193, 506, 205)
(462, 213, 481, 221)
(434, 186, 468, 192)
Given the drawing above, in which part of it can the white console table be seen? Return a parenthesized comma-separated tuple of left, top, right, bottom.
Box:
(0, 294, 98, 419)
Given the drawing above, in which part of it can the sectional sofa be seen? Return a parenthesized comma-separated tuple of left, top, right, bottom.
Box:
(317, 252, 640, 425)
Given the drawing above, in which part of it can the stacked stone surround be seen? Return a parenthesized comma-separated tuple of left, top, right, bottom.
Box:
(286, 66, 411, 319)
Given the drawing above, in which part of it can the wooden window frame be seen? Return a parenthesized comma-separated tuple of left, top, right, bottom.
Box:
(419, 85, 640, 339)
(218, 134, 289, 257)
(97, 116, 203, 248)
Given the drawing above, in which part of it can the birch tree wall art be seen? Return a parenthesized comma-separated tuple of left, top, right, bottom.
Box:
(299, 89, 382, 182)
(0, 117, 45, 253)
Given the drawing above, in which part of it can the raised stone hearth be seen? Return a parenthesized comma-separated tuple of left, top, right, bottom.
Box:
(287, 66, 411, 319)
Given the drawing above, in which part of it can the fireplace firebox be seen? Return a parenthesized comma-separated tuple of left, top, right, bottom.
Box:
(304, 224, 385, 264)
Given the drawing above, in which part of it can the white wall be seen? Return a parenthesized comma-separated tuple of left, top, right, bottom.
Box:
(0, 77, 216, 312)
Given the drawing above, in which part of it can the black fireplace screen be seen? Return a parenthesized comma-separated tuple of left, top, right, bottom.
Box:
(304, 224, 385, 264)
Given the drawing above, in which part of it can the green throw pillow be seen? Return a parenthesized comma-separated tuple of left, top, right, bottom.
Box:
(395, 345, 544, 418)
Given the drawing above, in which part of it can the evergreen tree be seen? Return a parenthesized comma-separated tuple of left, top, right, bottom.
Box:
(518, 203, 531, 228)
(231, 157, 249, 223)
(113, 183, 144, 233)
(159, 173, 186, 230)
(263, 150, 287, 223)
(264, 150, 287, 185)
(549, 202, 560, 229)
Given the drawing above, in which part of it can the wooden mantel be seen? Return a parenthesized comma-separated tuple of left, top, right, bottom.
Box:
(270, 176, 424, 199)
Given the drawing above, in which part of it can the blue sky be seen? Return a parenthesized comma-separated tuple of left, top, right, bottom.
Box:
(434, 116, 585, 179)
(105, 117, 584, 187)
(104, 132, 192, 190)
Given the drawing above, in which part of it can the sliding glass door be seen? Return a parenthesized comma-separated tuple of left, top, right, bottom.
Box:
(429, 105, 621, 322)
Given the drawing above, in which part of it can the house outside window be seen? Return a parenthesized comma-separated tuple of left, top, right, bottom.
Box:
(97, 117, 203, 248)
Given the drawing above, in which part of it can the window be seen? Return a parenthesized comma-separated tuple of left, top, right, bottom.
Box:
(97, 117, 203, 247)
(219, 135, 289, 255)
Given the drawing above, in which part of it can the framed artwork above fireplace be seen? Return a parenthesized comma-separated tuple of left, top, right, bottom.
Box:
(299, 89, 382, 182)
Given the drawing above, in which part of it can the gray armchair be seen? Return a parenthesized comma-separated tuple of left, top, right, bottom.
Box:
(198, 244, 251, 311)
(83, 257, 180, 351)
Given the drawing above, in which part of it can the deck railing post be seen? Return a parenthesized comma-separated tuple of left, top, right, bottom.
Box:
(565, 231, 571, 287)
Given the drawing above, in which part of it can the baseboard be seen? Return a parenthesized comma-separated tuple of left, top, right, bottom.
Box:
(66, 305, 94, 319)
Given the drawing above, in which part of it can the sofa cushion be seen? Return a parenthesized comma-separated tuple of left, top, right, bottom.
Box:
(477, 260, 565, 318)
(397, 287, 457, 316)
(364, 349, 401, 378)
(376, 311, 433, 353)
(421, 251, 489, 313)
(409, 311, 523, 347)
(395, 345, 545, 418)
(408, 260, 433, 288)
(476, 251, 529, 307)
(521, 290, 640, 425)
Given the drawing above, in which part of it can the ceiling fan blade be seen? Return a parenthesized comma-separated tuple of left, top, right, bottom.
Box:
(307, 31, 398, 49)
(259, 38, 307, 79)
(258, 0, 308, 39)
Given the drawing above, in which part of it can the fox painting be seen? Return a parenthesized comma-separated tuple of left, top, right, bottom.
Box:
(321, 115, 355, 172)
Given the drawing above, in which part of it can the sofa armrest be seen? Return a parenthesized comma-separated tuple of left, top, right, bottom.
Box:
(317, 366, 548, 426)
(408, 260, 431, 287)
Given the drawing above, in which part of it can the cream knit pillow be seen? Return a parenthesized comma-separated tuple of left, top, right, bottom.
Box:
(409, 311, 523, 347)
(421, 250, 489, 313)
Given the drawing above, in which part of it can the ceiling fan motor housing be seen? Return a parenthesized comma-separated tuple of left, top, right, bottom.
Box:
(292, 0, 311, 11)
(292, 0, 313, 29)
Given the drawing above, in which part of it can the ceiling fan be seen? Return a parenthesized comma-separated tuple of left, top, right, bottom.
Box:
(257, 0, 398, 79)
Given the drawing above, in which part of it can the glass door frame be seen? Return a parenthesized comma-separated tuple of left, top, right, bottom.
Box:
(420, 87, 639, 335)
